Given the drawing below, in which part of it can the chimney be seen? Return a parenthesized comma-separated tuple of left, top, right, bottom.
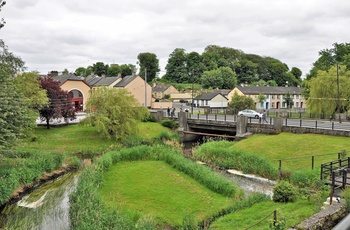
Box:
(49, 71, 58, 77)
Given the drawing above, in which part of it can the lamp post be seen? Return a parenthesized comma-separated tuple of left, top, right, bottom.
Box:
(191, 75, 194, 114)
(336, 63, 341, 123)
(144, 68, 147, 108)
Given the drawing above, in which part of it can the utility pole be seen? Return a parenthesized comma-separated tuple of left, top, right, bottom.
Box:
(191, 70, 194, 114)
(337, 63, 341, 123)
(144, 68, 147, 108)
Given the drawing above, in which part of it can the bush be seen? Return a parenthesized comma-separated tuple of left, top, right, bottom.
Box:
(342, 188, 350, 212)
(161, 119, 179, 129)
(273, 181, 297, 203)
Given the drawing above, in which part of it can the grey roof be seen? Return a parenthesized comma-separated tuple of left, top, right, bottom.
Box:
(195, 92, 227, 100)
(236, 86, 302, 95)
(212, 89, 232, 96)
(51, 74, 83, 84)
(152, 84, 172, 93)
(84, 75, 120, 86)
(115, 75, 137, 87)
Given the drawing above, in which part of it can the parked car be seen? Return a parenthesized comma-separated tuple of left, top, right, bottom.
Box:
(238, 109, 260, 118)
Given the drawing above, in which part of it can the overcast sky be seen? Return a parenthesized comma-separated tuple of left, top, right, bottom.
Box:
(1, 0, 349, 77)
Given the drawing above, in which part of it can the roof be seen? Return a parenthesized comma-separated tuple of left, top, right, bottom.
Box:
(115, 75, 137, 87)
(236, 85, 302, 95)
(51, 74, 84, 84)
(152, 84, 172, 93)
(212, 89, 232, 96)
(195, 92, 227, 100)
(84, 75, 120, 86)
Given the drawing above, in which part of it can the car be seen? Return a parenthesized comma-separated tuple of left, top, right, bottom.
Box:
(238, 109, 260, 119)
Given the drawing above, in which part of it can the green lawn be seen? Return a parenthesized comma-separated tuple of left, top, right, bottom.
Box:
(233, 133, 350, 170)
(99, 161, 234, 227)
(16, 122, 172, 154)
(211, 199, 319, 230)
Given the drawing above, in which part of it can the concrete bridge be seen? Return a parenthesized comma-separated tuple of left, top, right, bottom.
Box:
(151, 110, 350, 142)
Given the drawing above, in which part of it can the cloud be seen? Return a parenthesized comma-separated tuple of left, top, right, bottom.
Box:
(1, 0, 349, 77)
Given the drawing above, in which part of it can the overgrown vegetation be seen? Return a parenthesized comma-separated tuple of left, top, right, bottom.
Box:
(70, 145, 248, 229)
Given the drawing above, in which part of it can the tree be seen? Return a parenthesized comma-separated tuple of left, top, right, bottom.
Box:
(0, 40, 35, 151)
(137, 52, 160, 83)
(201, 67, 237, 89)
(92, 62, 109, 76)
(283, 91, 293, 109)
(75, 67, 86, 77)
(107, 64, 121, 77)
(186, 51, 205, 84)
(83, 87, 149, 140)
(307, 65, 350, 115)
(258, 93, 266, 108)
(228, 92, 255, 112)
(119, 64, 135, 77)
(62, 68, 69, 75)
(290, 67, 302, 80)
(164, 48, 188, 83)
(0, 0, 6, 29)
(39, 77, 75, 129)
(15, 71, 49, 114)
(0, 39, 25, 75)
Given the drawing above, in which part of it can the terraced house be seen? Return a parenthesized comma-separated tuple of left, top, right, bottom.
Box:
(231, 85, 306, 110)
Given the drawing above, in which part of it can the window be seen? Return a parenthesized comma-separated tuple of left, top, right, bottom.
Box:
(271, 95, 275, 99)
(272, 102, 275, 108)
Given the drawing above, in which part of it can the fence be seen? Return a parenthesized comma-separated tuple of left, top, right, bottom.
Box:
(276, 151, 348, 172)
(244, 210, 278, 229)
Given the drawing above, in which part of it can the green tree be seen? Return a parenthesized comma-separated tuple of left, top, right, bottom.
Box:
(120, 64, 135, 77)
(0, 0, 6, 29)
(15, 71, 49, 113)
(258, 93, 266, 107)
(307, 65, 350, 115)
(235, 59, 259, 84)
(75, 67, 86, 76)
(186, 51, 204, 84)
(0, 40, 35, 151)
(107, 64, 121, 77)
(164, 48, 187, 83)
(283, 91, 293, 109)
(92, 62, 109, 76)
(228, 92, 255, 112)
(290, 67, 302, 80)
(84, 87, 149, 140)
(137, 52, 160, 83)
(62, 68, 69, 75)
(201, 68, 223, 89)
(220, 66, 237, 89)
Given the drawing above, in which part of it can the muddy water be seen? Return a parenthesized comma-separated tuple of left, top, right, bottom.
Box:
(0, 172, 78, 230)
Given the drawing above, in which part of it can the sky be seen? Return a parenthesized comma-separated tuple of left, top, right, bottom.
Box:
(1, 0, 349, 78)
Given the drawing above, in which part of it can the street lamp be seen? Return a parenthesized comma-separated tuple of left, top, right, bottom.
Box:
(336, 63, 341, 123)
(191, 74, 194, 114)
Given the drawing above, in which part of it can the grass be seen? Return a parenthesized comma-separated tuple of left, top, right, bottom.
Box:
(210, 198, 322, 230)
(233, 133, 350, 170)
(16, 122, 173, 154)
(99, 161, 234, 227)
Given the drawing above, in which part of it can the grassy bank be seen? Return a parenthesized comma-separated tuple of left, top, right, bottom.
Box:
(70, 145, 253, 229)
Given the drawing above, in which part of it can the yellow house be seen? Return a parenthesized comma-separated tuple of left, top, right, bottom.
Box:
(51, 72, 152, 109)
(232, 85, 306, 110)
(152, 84, 179, 99)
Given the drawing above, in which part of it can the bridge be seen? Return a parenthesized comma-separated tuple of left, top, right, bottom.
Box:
(151, 111, 350, 141)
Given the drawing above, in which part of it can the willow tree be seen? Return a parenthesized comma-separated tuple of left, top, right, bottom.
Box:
(307, 65, 350, 115)
(84, 87, 149, 140)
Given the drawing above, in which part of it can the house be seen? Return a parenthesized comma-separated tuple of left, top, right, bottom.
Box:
(114, 75, 152, 108)
(193, 92, 228, 108)
(51, 73, 91, 112)
(50, 71, 152, 110)
(152, 84, 179, 100)
(232, 85, 306, 110)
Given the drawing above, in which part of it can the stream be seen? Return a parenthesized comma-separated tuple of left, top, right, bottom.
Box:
(0, 172, 78, 230)
(0, 143, 274, 229)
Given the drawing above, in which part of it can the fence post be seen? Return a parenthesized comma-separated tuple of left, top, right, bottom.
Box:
(300, 119, 302, 127)
(312, 156, 314, 170)
(215, 114, 217, 121)
(342, 169, 347, 189)
(197, 113, 199, 119)
(274, 210, 277, 227)
(321, 163, 324, 180)
(332, 122, 334, 130)
(224, 114, 226, 121)
(330, 171, 336, 205)
(285, 118, 287, 126)
(206, 114, 208, 120)
(315, 120, 317, 129)
(338, 152, 341, 159)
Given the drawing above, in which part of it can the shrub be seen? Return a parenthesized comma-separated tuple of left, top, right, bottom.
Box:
(273, 181, 297, 203)
(342, 188, 350, 212)
(161, 119, 179, 129)
(142, 114, 157, 122)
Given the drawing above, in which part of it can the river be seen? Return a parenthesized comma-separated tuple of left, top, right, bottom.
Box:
(0, 144, 274, 230)
(0, 173, 78, 230)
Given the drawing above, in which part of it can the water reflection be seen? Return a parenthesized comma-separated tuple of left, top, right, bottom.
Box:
(0, 172, 78, 230)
